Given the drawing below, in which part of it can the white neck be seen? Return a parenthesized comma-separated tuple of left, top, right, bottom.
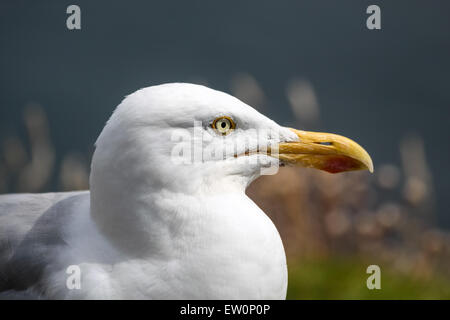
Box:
(89, 133, 258, 257)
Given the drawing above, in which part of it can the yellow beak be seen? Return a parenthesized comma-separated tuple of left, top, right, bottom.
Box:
(275, 128, 374, 174)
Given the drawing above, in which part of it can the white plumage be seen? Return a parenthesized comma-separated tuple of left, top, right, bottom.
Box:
(0, 83, 373, 299)
(0, 83, 295, 299)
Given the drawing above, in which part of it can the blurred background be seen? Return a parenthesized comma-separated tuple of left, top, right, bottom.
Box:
(1, 0, 449, 298)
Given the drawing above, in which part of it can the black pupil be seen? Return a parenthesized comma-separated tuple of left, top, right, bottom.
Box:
(221, 121, 227, 128)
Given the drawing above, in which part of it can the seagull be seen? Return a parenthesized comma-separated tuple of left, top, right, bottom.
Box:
(0, 83, 373, 299)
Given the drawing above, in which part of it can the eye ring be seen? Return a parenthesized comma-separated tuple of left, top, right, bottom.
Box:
(211, 116, 236, 135)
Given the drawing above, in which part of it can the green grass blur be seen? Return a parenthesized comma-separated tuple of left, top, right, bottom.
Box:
(287, 257, 450, 299)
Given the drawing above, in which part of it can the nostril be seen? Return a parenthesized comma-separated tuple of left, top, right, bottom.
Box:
(315, 142, 333, 146)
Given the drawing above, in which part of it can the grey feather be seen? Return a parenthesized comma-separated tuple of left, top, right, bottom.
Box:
(0, 191, 88, 298)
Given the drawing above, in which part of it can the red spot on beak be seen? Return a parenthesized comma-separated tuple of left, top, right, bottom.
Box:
(321, 156, 362, 174)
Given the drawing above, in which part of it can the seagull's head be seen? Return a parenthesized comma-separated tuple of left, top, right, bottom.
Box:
(91, 83, 373, 195)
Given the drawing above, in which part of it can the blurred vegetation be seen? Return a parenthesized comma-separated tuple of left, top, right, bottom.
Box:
(1, 74, 449, 299)
(247, 165, 450, 299)
(287, 257, 450, 299)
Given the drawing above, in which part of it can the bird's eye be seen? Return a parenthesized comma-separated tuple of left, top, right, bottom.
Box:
(211, 116, 236, 135)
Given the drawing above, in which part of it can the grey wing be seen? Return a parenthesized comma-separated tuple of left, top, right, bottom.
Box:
(0, 191, 88, 298)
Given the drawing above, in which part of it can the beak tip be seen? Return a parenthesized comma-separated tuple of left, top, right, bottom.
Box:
(364, 153, 374, 173)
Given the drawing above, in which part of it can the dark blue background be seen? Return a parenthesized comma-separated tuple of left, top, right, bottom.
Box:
(0, 0, 449, 227)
